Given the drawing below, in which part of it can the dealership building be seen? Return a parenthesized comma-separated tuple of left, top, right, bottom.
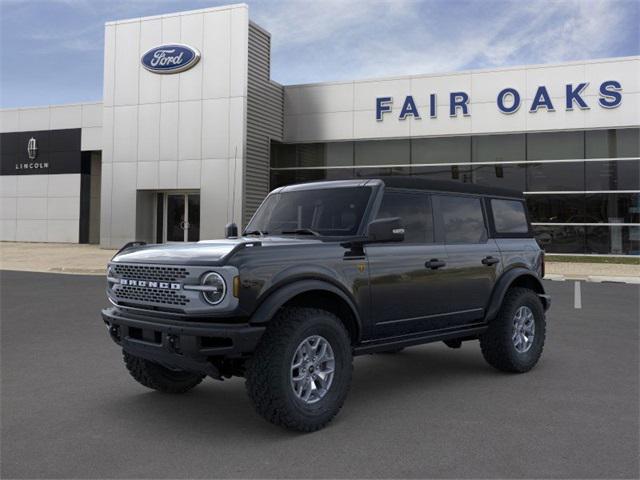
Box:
(0, 3, 638, 254)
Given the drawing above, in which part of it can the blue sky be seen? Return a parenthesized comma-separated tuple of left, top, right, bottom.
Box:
(1, 0, 638, 108)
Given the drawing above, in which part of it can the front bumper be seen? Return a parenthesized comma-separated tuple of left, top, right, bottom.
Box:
(102, 307, 265, 377)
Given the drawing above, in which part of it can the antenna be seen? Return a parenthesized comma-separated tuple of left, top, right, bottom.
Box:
(230, 145, 238, 225)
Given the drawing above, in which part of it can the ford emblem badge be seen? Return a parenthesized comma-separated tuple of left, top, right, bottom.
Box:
(141, 44, 201, 74)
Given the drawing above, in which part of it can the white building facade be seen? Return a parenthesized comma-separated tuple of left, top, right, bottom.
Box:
(1, 4, 638, 254)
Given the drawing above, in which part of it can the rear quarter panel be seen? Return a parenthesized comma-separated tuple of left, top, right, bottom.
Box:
(495, 238, 544, 277)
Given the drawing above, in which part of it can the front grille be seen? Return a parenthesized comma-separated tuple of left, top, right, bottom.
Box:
(113, 264, 189, 282)
(115, 285, 190, 306)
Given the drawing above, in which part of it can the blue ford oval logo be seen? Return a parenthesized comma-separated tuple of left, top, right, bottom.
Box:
(141, 44, 201, 74)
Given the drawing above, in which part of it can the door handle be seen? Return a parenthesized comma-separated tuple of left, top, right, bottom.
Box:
(425, 259, 446, 269)
(482, 256, 500, 266)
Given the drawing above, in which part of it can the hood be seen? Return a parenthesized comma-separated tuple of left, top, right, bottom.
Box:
(111, 236, 324, 265)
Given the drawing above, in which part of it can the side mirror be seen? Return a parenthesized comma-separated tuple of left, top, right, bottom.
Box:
(225, 222, 238, 238)
(366, 217, 405, 243)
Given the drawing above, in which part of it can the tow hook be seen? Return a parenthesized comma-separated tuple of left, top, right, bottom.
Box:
(167, 334, 182, 354)
(108, 324, 121, 342)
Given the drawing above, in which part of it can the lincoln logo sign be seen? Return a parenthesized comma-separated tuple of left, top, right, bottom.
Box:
(27, 137, 38, 160)
(376, 80, 623, 120)
(16, 137, 48, 171)
(141, 44, 200, 74)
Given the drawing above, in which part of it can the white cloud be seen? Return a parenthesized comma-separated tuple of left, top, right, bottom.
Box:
(250, 0, 635, 84)
(253, 0, 415, 48)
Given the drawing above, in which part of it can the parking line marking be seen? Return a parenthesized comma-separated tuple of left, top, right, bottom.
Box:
(574, 281, 582, 309)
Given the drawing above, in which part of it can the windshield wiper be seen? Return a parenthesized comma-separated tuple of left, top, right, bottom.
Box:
(244, 230, 268, 236)
(280, 228, 321, 237)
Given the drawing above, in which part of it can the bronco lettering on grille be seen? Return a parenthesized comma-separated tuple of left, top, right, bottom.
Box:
(119, 279, 181, 290)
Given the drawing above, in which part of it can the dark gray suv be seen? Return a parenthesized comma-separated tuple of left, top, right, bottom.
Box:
(102, 177, 550, 432)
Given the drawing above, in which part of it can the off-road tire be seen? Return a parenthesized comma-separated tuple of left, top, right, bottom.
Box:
(123, 351, 205, 393)
(245, 307, 353, 432)
(479, 287, 546, 373)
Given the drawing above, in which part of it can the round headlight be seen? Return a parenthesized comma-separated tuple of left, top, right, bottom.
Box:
(201, 272, 226, 305)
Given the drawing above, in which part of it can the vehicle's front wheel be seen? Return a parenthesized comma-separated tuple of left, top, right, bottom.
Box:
(245, 307, 353, 432)
(479, 287, 546, 373)
(123, 351, 205, 393)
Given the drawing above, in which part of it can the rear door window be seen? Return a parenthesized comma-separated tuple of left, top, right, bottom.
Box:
(438, 195, 487, 244)
(376, 190, 434, 243)
(491, 199, 529, 234)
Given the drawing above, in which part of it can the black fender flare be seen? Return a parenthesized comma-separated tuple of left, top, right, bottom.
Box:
(484, 268, 547, 322)
(249, 278, 362, 341)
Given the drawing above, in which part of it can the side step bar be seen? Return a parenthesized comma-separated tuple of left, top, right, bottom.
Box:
(353, 324, 487, 355)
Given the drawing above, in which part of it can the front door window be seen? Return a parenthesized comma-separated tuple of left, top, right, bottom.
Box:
(164, 193, 200, 242)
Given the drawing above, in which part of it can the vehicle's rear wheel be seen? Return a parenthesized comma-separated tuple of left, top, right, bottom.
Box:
(479, 287, 546, 373)
(245, 307, 353, 432)
(123, 351, 205, 393)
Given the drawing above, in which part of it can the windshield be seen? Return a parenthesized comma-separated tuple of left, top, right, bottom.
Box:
(245, 187, 373, 237)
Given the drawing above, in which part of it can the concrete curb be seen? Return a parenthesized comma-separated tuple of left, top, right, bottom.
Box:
(544, 274, 640, 284)
(49, 267, 106, 275)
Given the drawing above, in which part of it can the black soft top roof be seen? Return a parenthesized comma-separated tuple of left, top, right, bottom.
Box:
(378, 176, 525, 198)
(277, 177, 524, 199)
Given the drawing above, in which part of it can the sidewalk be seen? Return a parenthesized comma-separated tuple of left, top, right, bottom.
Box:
(0, 242, 116, 275)
(545, 261, 640, 284)
(1, 242, 639, 282)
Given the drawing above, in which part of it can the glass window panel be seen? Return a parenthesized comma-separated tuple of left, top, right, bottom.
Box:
(247, 187, 372, 237)
(187, 194, 200, 242)
(376, 191, 434, 243)
(270, 142, 297, 168)
(155, 193, 163, 243)
(410, 165, 472, 183)
(527, 131, 584, 160)
(354, 166, 410, 178)
(586, 226, 640, 255)
(325, 142, 354, 166)
(526, 161, 585, 191)
(472, 164, 526, 191)
(585, 193, 640, 224)
(354, 139, 409, 166)
(491, 199, 529, 233)
(324, 168, 355, 180)
(585, 128, 640, 158)
(411, 136, 471, 164)
(438, 195, 487, 244)
(270, 169, 325, 189)
(526, 194, 585, 223)
(296, 144, 325, 167)
(585, 159, 640, 190)
(166, 194, 185, 242)
(533, 225, 585, 253)
(271, 142, 354, 169)
(472, 134, 525, 162)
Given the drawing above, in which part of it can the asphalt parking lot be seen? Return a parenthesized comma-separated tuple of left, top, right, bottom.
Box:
(1, 270, 638, 479)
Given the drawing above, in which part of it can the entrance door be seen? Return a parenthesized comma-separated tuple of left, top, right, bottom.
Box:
(164, 193, 200, 242)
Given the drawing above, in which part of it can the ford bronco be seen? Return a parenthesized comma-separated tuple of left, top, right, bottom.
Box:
(102, 177, 550, 431)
